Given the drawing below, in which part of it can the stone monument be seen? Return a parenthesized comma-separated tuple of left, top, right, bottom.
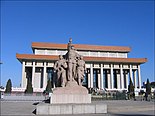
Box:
(51, 38, 91, 104)
(36, 38, 107, 115)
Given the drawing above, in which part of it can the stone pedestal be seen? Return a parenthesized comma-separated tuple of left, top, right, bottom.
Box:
(50, 81, 91, 104)
(51, 94, 91, 104)
(37, 103, 107, 115)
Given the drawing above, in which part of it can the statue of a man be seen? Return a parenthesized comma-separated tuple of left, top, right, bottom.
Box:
(53, 55, 67, 87)
(77, 56, 86, 85)
(53, 38, 87, 87)
(67, 39, 80, 81)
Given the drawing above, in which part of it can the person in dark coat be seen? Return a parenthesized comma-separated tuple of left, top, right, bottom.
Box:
(145, 92, 148, 101)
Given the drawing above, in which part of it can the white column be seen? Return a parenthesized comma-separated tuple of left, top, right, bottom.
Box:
(97, 70, 101, 89)
(117, 72, 121, 89)
(138, 65, 142, 89)
(32, 61, 35, 88)
(21, 61, 26, 88)
(129, 65, 133, 83)
(100, 64, 104, 89)
(110, 64, 114, 89)
(134, 70, 137, 89)
(90, 64, 93, 88)
(126, 71, 129, 90)
(88, 69, 91, 88)
(107, 71, 111, 89)
(120, 64, 124, 89)
(43, 62, 47, 89)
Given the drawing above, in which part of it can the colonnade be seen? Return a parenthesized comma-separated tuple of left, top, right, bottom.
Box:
(21, 61, 142, 91)
(86, 64, 142, 90)
(21, 61, 48, 89)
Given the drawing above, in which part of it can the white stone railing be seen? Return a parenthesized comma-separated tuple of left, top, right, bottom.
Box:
(0, 87, 45, 92)
(34, 49, 128, 58)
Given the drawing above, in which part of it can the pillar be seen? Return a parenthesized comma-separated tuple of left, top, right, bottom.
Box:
(117, 71, 121, 89)
(110, 64, 114, 89)
(120, 64, 124, 89)
(107, 70, 111, 89)
(88, 69, 91, 88)
(125, 71, 129, 90)
(134, 70, 137, 89)
(32, 61, 35, 88)
(129, 65, 133, 83)
(100, 64, 104, 89)
(97, 70, 101, 89)
(43, 62, 47, 89)
(90, 64, 93, 88)
(21, 61, 26, 88)
(138, 65, 142, 89)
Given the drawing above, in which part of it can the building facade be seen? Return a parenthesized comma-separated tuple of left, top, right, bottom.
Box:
(16, 42, 147, 92)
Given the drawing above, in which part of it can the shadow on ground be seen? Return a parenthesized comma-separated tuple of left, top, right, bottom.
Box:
(43, 98, 50, 103)
(32, 99, 50, 115)
(32, 102, 39, 105)
(32, 109, 36, 114)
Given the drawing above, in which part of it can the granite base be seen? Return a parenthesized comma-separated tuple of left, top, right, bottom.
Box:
(36, 103, 107, 115)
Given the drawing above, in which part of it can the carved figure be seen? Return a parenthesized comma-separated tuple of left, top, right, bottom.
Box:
(77, 56, 86, 85)
(67, 39, 80, 81)
(53, 55, 67, 87)
(53, 38, 86, 87)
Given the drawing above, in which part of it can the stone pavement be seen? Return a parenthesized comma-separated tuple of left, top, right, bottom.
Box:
(1, 100, 154, 116)
(96, 100, 154, 116)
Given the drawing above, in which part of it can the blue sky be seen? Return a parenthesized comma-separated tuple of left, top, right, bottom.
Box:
(1, 1, 154, 87)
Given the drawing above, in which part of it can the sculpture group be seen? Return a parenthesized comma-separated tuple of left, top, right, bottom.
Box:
(53, 38, 86, 87)
(37, 39, 107, 115)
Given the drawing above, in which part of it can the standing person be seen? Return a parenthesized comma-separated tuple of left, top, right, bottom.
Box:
(145, 92, 148, 101)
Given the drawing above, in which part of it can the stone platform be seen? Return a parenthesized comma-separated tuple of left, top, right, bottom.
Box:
(51, 94, 91, 104)
(51, 81, 91, 104)
(37, 81, 107, 115)
(36, 103, 107, 115)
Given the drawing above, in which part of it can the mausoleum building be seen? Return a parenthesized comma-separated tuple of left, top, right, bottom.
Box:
(16, 42, 147, 92)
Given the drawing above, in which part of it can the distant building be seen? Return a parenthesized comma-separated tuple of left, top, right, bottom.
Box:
(16, 42, 147, 92)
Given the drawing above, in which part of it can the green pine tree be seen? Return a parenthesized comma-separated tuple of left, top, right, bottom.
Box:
(25, 78, 33, 94)
(45, 79, 52, 93)
(146, 78, 151, 94)
(128, 78, 134, 93)
(5, 79, 12, 93)
(128, 78, 135, 99)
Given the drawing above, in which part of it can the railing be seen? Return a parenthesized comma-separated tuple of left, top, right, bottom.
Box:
(1, 93, 45, 101)
(91, 92, 127, 101)
(91, 92, 155, 101)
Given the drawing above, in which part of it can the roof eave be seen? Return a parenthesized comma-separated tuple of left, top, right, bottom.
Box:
(31, 42, 131, 53)
(16, 54, 147, 64)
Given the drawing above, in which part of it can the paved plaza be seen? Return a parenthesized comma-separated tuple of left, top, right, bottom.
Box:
(1, 100, 154, 116)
